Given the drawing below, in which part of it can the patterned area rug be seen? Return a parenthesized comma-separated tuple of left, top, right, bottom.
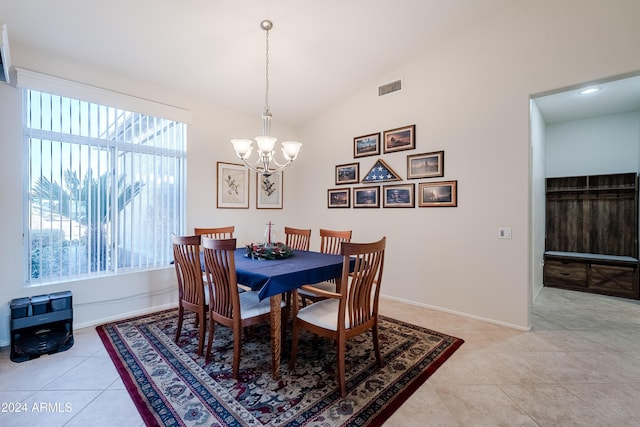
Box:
(97, 309, 463, 426)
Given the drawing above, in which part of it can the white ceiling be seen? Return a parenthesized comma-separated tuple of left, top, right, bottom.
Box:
(2, 1, 638, 126)
(0, 0, 510, 125)
(534, 75, 640, 124)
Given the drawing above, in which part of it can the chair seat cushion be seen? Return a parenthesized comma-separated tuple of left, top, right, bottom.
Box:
(297, 298, 346, 331)
(239, 291, 284, 319)
(298, 280, 335, 297)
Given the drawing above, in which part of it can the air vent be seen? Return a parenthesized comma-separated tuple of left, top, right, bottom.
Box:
(378, 79, 402, 96)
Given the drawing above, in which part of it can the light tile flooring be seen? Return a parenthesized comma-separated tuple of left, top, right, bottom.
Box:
(1, 287, 640, 426)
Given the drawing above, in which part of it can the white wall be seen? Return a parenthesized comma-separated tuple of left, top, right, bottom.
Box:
(546, 111, 640, 177)
(2, 0, 640, 345)
(0, 44, 301, 346)
(296, 0, 640, 330)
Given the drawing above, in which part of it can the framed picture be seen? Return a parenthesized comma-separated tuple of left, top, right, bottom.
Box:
(383, 124, 415, 153)
(217, 162, 249, 208)
(327, 188, 351, 208)
(418, 180, 457, 207)
(407, 151, 444, 179)
(335, 162, 359, 185)
(354, 133, 381, 158)
(353, 186, 380, 208)
(383, 183, 415, 208)
(257, 172, 283, 209)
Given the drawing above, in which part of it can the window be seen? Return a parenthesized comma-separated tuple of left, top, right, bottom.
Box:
(24, 88, 187, 285)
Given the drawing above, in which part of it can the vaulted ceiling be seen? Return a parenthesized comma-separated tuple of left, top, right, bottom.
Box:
(2, 1, 638, 126)
(1, 0, 510, 125)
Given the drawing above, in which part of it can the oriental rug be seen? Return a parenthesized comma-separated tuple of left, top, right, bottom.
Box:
(97, 309, 463, 426)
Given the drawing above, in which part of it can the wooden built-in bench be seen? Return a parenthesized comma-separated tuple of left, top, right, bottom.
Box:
(544, 251, 639, 299)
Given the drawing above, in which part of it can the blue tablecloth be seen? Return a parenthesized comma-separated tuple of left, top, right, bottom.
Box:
(233, 249, 345, 300)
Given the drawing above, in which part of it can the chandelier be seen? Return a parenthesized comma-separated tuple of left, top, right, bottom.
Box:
(231, 20, 302, 177)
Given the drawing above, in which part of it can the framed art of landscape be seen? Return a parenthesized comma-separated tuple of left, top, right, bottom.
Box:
(327, 188, 351, 208)
(407, 151, 444, 179)
(353, 186, 380, 208)
(383, 183, 415, 208)
(335, 162, 359, 185)
(383, 124, 415, 153)
(354, 133, 381, 158)
(418, 180, 457, 207)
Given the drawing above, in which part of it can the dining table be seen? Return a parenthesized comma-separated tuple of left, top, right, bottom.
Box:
(230, 247, 346, 379)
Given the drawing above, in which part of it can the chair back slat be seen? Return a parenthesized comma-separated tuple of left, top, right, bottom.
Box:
(284, 227, 311, 251)
(202, 237, 240, 322)
(172, 235, 206, 306)
(194, 226, 235, 239)
(319, 229, 352, 255)
(340, 237, 386, 329)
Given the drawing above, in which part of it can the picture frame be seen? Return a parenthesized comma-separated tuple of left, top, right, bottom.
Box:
(407, 150, 444, 179)
(327, 188, 351, 208)
(217, 162, 249, 208)
(354, 133, 381, 158)
(418, 180, 457, 207)
(383, 124, 415, 153)
(335, 162, 360, 185)
(353, 186, 380, 208)
(383, 183, 415, 208)
(257, 171, 283, 209)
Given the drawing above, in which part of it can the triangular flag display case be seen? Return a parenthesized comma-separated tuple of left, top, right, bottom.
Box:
(361, 158, 402, 183)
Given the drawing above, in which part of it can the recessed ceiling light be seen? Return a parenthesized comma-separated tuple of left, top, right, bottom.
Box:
(578, 87, 601, 95)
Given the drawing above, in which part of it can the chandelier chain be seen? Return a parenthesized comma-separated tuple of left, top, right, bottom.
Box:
(264, 27, 270, 114)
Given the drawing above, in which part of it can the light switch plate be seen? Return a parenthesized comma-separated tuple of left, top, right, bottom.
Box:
(498, 227, 512, 239)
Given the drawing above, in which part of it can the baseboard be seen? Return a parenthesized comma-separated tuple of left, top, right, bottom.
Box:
(74, 302, 178, 331)
(380, 294, 531, 332)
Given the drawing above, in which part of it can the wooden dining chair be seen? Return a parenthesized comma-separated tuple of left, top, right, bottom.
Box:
(289, 237, 386, 397)
(194, 226, 235, 239)
(319, 229, 352, 255)
(202, 237, 283, 379)
(298, 229, 352, 306)
(195, 226, 247, 291)
(284, 226, 311, 251)
(172, 234, 208, 356)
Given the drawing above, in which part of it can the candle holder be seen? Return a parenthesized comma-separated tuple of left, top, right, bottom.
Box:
(264, 221, 276, 245)
(245, 221, 293, 260)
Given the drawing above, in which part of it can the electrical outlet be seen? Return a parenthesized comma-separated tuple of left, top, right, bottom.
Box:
(498, 227, 512, 239)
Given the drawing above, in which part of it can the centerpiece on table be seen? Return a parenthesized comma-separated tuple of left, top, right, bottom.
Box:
(245, 221, 294, 260)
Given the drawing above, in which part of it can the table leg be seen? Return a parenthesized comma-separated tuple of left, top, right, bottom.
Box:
(269, 293, 282, 379)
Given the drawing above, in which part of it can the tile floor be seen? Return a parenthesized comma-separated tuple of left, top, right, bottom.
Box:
(1, 286, 640, 426)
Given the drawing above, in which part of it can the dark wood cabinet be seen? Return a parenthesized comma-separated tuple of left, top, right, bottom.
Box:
(544, 173, 639, 299)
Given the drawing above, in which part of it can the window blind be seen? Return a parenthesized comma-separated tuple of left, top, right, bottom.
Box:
(24, 87, 187, 285)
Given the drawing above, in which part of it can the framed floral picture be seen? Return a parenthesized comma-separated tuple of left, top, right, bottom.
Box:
(407, 151, 444, 179)
(217, 162, 249, 208)
(418, 180, 457, 207)
(383, 124, 415, 153)
(335, 162, 359, 185)
(257, 172, 283, 209)
(383, 183, 415, 208)
(354, 133, 381, 158)
(353, 186, 380, 208)
(327, 188, 351, 208)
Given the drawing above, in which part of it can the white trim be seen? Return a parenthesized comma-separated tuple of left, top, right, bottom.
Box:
(15, 67, 192, 124)
(73, 302, 178, 332)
